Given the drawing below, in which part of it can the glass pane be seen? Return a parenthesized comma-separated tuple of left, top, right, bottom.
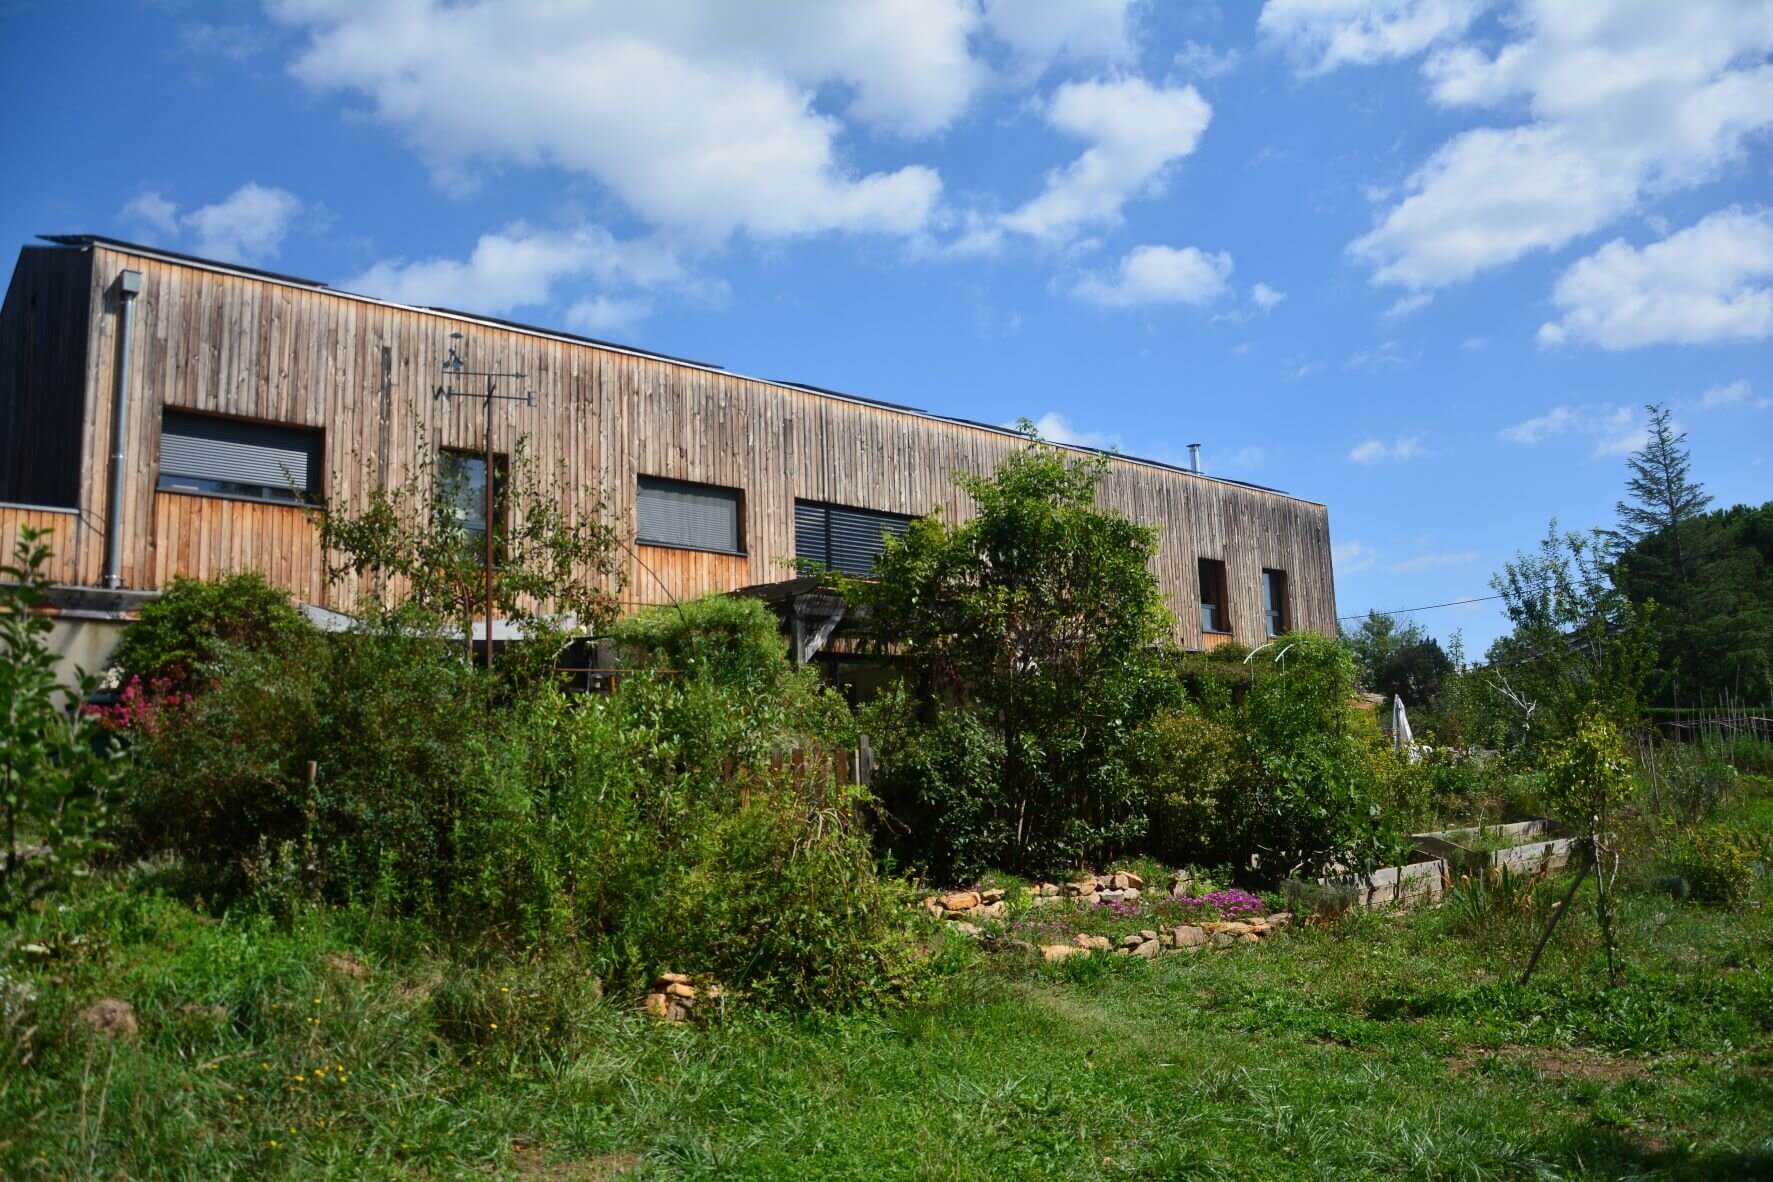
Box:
(441, 453, 488, 536)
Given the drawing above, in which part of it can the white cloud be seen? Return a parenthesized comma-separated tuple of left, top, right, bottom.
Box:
(1538, 208, 1773, 349)
(564, 296, 651, 336)
(342, 223, 704, 328)
(982, 0, 1141, 74)
(1073, 243, 1233, 307)
(120, 183, 303, 263)
(1334, 540, 1378, 574)
(1348, 434, 1425, 463)
(1173, 39, 1242, 80)
(1326, 2, 1773, 290)
(1002, 77, 1212, 241)
(1383, 291, 1433, 319)
(270, 0, 963, 240)
(1018, 412, 1120, 450)
(1499, 402, 1646, 457)
(1460, 335, 1487, 350)
(1251, 282, 1287, 311)
(120, 192, 180, 238)
(1345, 339, 1414, 369)
(181, 21, 271, 61)
(1700, 379, 1751, 408)
(1390, 549, 1477, 574)
(1259, 0, 1488, 74)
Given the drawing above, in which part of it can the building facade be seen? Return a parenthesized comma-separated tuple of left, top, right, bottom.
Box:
(0, 236, 1337, 665)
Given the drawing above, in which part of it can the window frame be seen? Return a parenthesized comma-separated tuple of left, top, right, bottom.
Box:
(634, 475, 746, 556)
(1198, 556, 1231, 635)
(1262, 567, 1291, 637)
(155, 408, 325, 508)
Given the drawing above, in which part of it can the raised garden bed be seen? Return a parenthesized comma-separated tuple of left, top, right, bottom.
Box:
(1310, 853, 1447, 911)
(1413, 820, 1573, 878)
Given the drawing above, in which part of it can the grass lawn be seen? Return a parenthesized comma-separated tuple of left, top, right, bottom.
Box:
(4, 866, 1771, 1181)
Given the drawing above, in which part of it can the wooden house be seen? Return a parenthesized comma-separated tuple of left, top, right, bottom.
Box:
(0, 236, 1337, 674)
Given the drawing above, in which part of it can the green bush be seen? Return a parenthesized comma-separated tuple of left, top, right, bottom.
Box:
(1662, 824, 1760, 906)
(126, 593, 909, 1011)
(1, 529, 122, 919)
(1133, 708, 1250, 868)
(862, 688, 1007, 882)
(107, 572, 310, 690)
(1659, 745, 1740, 821)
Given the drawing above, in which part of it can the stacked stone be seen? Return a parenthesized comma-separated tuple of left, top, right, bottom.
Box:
(1037, 912, 1292, 962)
(920, 887, 1006, 936)
(644, 972, 720, 1022)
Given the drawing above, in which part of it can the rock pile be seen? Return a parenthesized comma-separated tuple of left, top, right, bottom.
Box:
(1039, 914, 1292, 962)
(644, 972, 720, 1023)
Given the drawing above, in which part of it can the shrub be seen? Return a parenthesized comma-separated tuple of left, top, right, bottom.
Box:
(106, 572, 309, 691)
(1134, 708, 1250, 868)
(1661, 824, 1760, 906)
(1658, 745, 1739, 822)
(1, 530, 122, 919)
(862, 689, 1007, 882)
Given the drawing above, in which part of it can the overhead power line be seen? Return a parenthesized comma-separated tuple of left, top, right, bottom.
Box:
(1337, 593, 1505, 622)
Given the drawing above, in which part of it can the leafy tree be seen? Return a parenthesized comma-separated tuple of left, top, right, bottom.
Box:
(1, 529, 122, 918)
(855, 433, 1178, 874)
(1483, 522, 1653, 753)
(316, 433, 624, 673)
(107, 572, 309, 692)
(1344, 611, 1453, 707)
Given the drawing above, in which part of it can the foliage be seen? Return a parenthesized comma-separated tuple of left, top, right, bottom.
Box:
(854, 434, 1179, 873)
(1482, 522, 1654, 752)
(1540, 711, 1635, 837)
(106, 572, 309, 693)
(316, 432, 624, 673)
(1655, 744, 1740, 823)
(609, 593, 788, 688)
(860, 688, 1009, 883)
(1343, 610, 1453, 709)
(1660, 824, 1761, 907)
(125, 591, 898, 1010)
(1604, 402, 1712, 583)
(0, 530, 122, 919)
(1134, 708, 1251, 869)
(1615, 501, 1773, 707)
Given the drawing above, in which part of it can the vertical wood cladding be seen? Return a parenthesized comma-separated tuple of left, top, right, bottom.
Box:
(2, 243, 1337, 647)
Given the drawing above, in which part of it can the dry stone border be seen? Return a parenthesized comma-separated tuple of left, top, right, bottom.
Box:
(920, 874, 1293, 962)
(643, 972, 721, 1023)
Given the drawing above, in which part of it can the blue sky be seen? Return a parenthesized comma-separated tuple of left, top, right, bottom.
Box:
(2, 1, 1769, 653)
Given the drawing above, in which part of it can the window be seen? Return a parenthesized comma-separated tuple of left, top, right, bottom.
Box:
(1198, 557, 1230, 634)
(636, 476, 743, 554)
(440, 450, 506, 549)
(157, 410, 322, 505)
(1263, 569, 1290, 637)
(794, 499, 915, 577)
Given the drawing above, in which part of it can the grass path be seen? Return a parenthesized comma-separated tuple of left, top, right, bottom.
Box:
(6, 878, 1771, 1179)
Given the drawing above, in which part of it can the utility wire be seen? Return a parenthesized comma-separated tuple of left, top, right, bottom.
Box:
(1337, 593, 1504, 622)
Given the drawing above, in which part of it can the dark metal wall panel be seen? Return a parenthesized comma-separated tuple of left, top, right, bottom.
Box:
(0, 245, 92, 507)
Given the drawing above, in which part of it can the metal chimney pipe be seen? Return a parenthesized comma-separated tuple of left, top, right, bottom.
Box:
(102, 269, 143, 589)
(1187, 442, 1202, 474)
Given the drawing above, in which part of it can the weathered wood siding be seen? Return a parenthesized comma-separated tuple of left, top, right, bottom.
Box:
(0, 505, 86, 585)
(11, 242, 1336, 646)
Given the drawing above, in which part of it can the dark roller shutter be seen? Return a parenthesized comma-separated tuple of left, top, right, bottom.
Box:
(157, 410, 321, 503)
(636, 477, 741, 552)
(794, 500, 913, 577)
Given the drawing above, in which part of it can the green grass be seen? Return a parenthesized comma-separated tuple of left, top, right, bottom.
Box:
(5, 869, 1771, 1180)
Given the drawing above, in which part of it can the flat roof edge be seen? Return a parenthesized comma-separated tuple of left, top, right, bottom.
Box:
(43, 234, 1319, 505)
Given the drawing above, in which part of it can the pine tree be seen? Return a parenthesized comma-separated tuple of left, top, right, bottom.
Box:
(1609, 403, 1710, 586)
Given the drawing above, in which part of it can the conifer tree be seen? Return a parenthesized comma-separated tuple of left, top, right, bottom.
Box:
(1609, 403, 1710, 587)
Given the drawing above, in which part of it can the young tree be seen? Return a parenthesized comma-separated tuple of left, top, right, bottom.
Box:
(1607, 403, 1711, 586)
(316, 433, 625, 673)
(856, 432, 1178, 872)
(1344, 610, 1452, 707)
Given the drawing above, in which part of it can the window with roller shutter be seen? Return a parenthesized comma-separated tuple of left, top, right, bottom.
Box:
(794, 499, 914, 577)
(156, 410, 323, 505)
(635, 476, 744, 554)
